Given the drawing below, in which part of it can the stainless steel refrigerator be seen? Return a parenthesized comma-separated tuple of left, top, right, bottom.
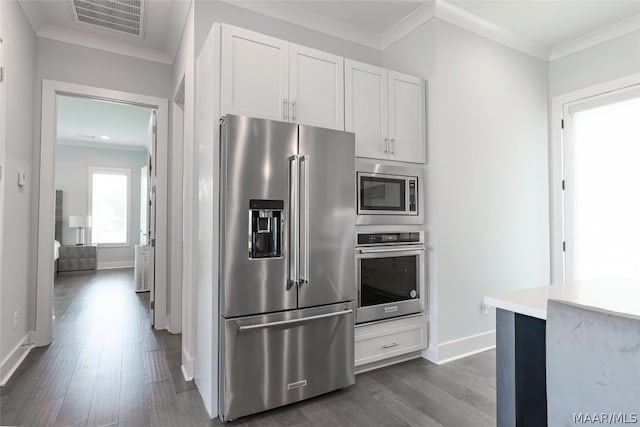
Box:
(218, 115, 356, 421)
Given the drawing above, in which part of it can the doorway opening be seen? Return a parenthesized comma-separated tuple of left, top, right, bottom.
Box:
(562, 85, 640, 281)
(36, 80, 169, 347)
(53, 95, 157, 327)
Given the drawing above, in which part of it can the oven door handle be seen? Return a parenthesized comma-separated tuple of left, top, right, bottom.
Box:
(357, 245, 425, 254)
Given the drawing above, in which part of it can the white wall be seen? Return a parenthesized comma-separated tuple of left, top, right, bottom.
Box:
(171, 1, 194, 365)
(194, 0, 381, 64)
(382, 18, 550, 361)
(0, 0, 37, 376)
(55, 144, 147, 268)
(549, 30, 640, 97)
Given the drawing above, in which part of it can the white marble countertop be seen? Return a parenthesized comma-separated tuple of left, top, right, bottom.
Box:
(484, 277, 640, 320)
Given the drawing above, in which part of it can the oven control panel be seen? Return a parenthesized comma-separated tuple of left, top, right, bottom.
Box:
(357, 232, 421, 245)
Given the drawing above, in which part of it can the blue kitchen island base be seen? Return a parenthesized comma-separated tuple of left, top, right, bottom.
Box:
(497, 308, 547, 426)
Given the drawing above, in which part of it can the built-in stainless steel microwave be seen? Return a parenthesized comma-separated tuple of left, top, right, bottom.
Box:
(356, 160, 424, 225)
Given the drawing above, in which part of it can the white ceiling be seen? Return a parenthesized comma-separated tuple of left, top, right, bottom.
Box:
(18, 0, 640, 62)
(57, 95, 153, 150)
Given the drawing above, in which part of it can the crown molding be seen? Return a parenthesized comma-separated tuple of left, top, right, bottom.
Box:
(379, 1, 436, 49)
(434, 1, 550, 61)
(221, 0, 550, 60)
(550, 14, 640, 61)
(37, 24, 172, 64)
(57, 139, 149, 153)
(219, 0, 381, 50)
(166, 0, 192, 62)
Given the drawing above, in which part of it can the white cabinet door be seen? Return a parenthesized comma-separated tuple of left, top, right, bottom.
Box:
(289, 44, 344, 130)
(221, 25, 289, 121)
(345, 60, 388, 160)
(388, 71, 425, 163)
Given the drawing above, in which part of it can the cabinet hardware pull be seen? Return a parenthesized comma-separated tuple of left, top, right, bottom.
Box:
(283, 99, 289, 120)
(390, 138, 396, 154)
(291, 100, 297, 121)
(382, 342, 398, 349)
(384, 137, 388, 154)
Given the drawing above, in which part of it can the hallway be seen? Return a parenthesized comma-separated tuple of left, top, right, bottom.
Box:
(0, 269, 209, 426)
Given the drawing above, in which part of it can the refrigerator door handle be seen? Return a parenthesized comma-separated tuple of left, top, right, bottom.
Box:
(300, 155, 310, 285)
(288, 155, 300, 287)
(237, 309, 353, 331)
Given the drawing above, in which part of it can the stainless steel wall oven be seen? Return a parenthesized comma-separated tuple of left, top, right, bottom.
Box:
(356, 232, 426, 323)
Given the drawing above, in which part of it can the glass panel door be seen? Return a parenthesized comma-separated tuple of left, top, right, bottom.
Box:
(564, 88, 640, 280)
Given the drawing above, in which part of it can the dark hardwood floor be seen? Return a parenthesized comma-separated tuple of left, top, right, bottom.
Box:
(0, 269, 496, 427)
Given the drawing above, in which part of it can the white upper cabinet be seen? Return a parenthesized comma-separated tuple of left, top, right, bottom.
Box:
(345, 60, 388, 159)
(221, 25, 345, 130)
(346, 60, 425, 163)
(388, 71, 425, 163)
(219, 24, 425, 163)
(289, 44, 344, 130)
(221, 25, 289, 122)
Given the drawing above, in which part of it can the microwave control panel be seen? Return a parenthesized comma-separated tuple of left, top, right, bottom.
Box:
(408, 179, 417, 212)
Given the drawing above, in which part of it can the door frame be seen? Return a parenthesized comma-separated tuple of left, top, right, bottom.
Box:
(34, 79, 169, 346)
(0, 26, 6, 308)
(549, 73, 640, 283)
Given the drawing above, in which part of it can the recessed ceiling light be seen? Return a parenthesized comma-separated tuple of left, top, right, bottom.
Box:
(100, 135, 111, 140)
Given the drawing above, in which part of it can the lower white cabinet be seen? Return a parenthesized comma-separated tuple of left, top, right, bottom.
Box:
(355, 314, 428, 369)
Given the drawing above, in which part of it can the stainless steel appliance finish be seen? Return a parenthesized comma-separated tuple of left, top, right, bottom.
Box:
(220, 117, 298, 317)
(298, 125, 356, 307)
(356, 159, 424, 225)
(356, 232, 426, 324)
(218, 115, 356, 421)
(220, 303, 355, 420)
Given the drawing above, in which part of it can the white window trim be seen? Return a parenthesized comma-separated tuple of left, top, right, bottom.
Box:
(550, 73, 640, 283)
(88, 166, 132, 247)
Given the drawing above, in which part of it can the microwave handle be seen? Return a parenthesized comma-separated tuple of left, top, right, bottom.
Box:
(357, 245, 426, 254)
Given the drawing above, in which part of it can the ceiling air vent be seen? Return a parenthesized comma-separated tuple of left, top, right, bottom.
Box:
(70, 0, 146, 37)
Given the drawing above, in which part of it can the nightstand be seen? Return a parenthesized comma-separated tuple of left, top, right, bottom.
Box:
(58, 245, 97, 272)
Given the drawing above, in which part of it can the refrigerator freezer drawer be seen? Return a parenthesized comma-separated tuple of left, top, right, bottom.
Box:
(219, 302, 355, 421)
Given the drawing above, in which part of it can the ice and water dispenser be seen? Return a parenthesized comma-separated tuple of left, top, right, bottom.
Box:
(249, 199, 283, 259)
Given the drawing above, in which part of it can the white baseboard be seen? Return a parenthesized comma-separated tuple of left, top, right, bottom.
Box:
(181, 347, 194, 381)
(97, 261, 134, 270)
(1, 332, 34, 386)
(422, 330, 496, 365)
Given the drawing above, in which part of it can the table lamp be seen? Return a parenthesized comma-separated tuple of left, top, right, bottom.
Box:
(69, 215, 92, 245)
